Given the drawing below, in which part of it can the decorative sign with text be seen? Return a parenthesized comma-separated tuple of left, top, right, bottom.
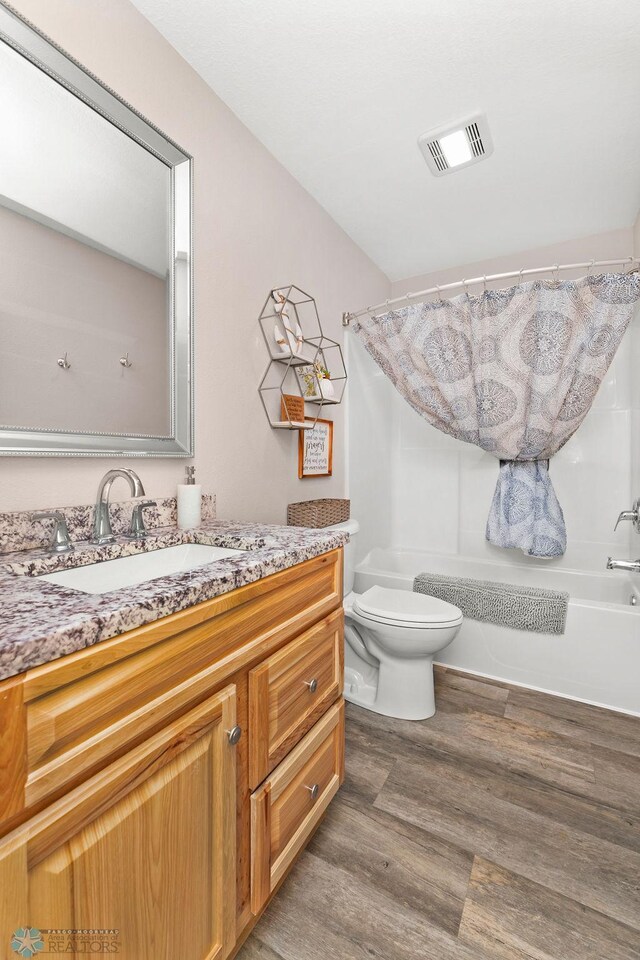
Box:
(298, 418, 333, 478)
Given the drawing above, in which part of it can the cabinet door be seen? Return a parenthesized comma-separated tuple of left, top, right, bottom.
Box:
(0, 686, 237, 960)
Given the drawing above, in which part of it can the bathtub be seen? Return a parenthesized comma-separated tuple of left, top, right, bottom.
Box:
(354, 548, 640, 715)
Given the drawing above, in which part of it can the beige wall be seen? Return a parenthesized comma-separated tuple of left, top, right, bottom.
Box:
(0, 0, 389, 520)
(0, 204, 169, 435)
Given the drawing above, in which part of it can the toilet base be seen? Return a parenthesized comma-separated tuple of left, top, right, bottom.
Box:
(344, 656, 437, 721)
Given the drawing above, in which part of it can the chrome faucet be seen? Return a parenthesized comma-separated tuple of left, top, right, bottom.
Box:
(92, 469, 145, 545)
(606, 557, 640, 573)
(607, 499, 640, 573)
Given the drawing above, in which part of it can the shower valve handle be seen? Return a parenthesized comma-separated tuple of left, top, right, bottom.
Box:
(614, 500, 640, 532)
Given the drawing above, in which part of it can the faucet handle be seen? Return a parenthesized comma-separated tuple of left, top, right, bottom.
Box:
(31, 511, 74, 555)
(127, 500, 157, 540)
(614, 506, 640, 531)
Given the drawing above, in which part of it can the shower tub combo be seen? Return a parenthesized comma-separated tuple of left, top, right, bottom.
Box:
(354, 548, 640, 716)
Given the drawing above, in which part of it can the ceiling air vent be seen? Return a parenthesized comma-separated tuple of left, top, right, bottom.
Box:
(418, 114, 493, 177)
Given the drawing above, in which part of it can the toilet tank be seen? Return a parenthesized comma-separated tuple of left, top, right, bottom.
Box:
(326, 518, 359, 595)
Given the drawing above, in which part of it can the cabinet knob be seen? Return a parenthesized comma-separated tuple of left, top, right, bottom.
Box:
(227, 725, 242, 746)
(305, 783, 319, 801)
(305, 678, 318, 694)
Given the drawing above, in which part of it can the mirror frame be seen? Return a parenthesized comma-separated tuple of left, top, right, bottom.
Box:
(0, 2, 194, 457)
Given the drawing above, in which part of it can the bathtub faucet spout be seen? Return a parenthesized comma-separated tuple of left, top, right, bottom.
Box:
(606, 557, 640, 573)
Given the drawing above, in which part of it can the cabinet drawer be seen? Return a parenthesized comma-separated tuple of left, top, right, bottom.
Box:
(248, 608, 343, 788)
(250, 700, 344, 913)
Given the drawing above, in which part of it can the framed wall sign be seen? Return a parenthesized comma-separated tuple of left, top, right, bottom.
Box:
(298, 418, 333, 478)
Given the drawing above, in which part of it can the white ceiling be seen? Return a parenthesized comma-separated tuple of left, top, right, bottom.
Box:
(131, 0, 640, 281)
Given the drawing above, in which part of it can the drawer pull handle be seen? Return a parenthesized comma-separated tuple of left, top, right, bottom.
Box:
(305, 678, 318, 694)
(227, 725, 242, 746)
(305, 783, 320, 801)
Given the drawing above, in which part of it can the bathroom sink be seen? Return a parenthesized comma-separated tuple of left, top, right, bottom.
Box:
(37, 544, 246, 595)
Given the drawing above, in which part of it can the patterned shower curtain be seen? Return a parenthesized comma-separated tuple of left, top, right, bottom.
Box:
(353, 274, 640, 558)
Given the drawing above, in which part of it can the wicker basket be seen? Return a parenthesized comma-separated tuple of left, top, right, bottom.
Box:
(287, 498, 350, 528)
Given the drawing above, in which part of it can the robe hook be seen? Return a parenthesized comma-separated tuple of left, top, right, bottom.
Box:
(57, 352, 71, 370)
(119, 353, 133, 368)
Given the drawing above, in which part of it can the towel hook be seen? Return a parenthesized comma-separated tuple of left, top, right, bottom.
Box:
(119, 353, 133, 368)
(57, 352, 71, 370)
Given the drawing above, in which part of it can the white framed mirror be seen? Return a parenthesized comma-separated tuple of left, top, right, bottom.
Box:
(0, 1, 193, 456)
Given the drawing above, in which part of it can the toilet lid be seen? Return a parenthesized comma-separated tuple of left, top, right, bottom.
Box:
(353, 586, 462, 626)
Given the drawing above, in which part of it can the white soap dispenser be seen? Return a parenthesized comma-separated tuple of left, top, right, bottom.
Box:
(177, 465, 202, 530)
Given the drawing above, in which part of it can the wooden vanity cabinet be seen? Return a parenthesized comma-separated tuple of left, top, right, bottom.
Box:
(0, 549, 344, 960)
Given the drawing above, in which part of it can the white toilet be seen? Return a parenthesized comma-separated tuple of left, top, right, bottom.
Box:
(329, 519, 463, 720)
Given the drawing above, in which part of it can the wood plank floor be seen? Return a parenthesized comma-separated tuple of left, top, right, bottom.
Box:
(238, 667, 640, 960)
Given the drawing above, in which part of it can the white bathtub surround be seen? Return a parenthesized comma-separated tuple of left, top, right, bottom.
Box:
(356, 547, 640, 716)
(352, 274, 640, 558)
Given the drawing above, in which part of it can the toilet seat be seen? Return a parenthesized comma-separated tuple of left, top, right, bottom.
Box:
(352, 585, 462, 629)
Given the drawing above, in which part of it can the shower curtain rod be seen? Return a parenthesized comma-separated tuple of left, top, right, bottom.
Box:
(341, 256, 640, 326)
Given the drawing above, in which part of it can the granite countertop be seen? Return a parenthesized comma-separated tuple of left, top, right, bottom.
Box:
(0, 520, 348, 683)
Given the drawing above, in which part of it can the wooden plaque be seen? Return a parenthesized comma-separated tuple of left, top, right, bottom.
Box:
(280, 394, 305, 423)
